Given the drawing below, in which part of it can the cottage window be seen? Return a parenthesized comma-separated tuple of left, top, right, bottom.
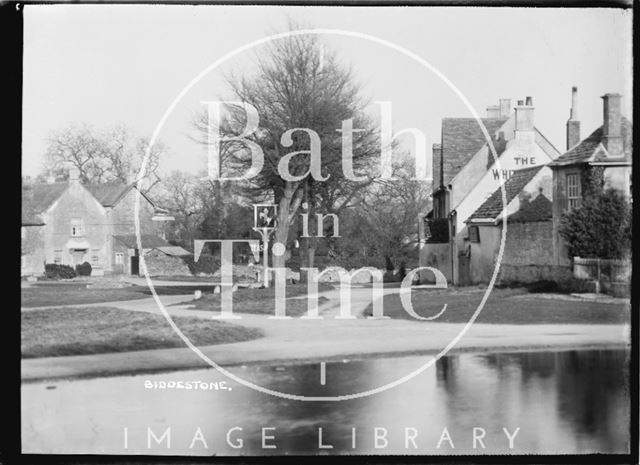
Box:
(54, 250, 63, 264)
(115, 252, 124, 265)
(91, 250, 100, 266)
(566, 174, 581, 210)
(469, 226, 480, 243)
(70, 219, 84, 237)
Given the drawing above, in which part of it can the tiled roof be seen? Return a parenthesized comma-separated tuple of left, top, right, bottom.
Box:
(21, 180, 154, 225)
(435, 118, 508, 186)
(85, 182, 132, 207)
(507, 193, 552, 223)
(153, 246, 192, 257)
(467, 165, 544, 221)
(21, 183, 68, 225)
(114, 234, 169, 249)
(550, 117, 632, 166)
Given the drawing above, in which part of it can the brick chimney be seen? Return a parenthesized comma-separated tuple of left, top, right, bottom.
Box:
(499, 98, 511, 118)
(515, 96, 535, 139)
(566, 86, 580, 150)
(432, 143, 442, 186)
(601, 93, 624, 157)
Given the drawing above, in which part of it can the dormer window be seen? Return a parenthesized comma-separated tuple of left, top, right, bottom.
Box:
(70, 218, 84, 237)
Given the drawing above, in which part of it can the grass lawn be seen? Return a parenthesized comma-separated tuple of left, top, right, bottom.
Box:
(21, 283, 150, 308)
(21, 281, 223, 307)
(182, 284, 333, 317)
(22, 306, 263, 358)
(150, 275, 221, 282)
(363, 288, 630, 325)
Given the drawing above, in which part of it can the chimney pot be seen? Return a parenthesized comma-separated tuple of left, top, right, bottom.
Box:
(601, 93, 624, 157)
(566, 86, 581, 150)
(515, 98, 535, 133)
(499, 99, 511, 118)
(486, 105, 501, 118)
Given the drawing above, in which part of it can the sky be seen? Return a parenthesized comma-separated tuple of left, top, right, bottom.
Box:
(22, 5, 633, 178)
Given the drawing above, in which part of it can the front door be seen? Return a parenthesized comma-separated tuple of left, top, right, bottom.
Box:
(130, 250, 140, 276)
(458, 254, 471, 286)
(72, 249, 87, 267)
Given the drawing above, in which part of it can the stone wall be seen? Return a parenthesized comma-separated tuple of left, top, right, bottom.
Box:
(499, 264, 573, 284)
(419, 243, 452, 282)
(21, 225, 45, 276)
(143, 249, 191, 276)
(498, 221, 571, 284)
(502, 221, 554, 266)
(43, 182, 108, 268)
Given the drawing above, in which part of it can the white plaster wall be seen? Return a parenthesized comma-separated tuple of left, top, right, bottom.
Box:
(454, 134, 554, 232)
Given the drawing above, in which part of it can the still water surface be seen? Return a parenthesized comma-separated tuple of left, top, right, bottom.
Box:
(22, 349, 629, 455)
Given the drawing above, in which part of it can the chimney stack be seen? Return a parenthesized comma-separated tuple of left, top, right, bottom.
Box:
(566, 86, 581, 150)
(601, 93, 623, 157)
(486, 105, 501, 118)
(499, 99, 511, 118)
(515, 97, 535, 135)
(432, 143, 442, 187)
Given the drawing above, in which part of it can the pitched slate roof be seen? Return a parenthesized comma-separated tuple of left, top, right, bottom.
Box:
(21, 182, 68, 225)
(467, 165, 544, 221)
(21, 180, 158, 225)
(85, 182, 132, 207)
(550, 117, 632, 166)
(114, 234, 169, 249)
(435, 118, 508, 186)
(152, 246, 192, 257)
(507, 193, 552, 223)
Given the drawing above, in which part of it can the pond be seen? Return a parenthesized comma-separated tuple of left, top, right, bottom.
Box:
(21, 348, 629, 455)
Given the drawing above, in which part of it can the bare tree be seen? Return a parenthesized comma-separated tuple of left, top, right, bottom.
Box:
(43, 123, 165, 186)
(196, 32, 382, 270)
(156, 170, 254, 247)
(335, 157, 432, 270)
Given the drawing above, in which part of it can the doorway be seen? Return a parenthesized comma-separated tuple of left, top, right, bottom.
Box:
(130, 250, 139, 275)
(71, 249, 87, 267)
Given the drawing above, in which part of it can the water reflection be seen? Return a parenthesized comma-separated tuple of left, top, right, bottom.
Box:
(21, 349, 629, 455)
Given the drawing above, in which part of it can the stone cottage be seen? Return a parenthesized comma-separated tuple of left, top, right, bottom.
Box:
(463, 165, 564, 285)
(549, 91, 632, 267)
(21, 168, 181, 277)
(421, 96, 561, 284)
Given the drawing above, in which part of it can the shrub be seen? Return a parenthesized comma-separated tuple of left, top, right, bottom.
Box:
(44, 263, 76, 280)
(75, 261, 92, 276)
(559, 188, 631, 259)
(183, 254, 220, 275)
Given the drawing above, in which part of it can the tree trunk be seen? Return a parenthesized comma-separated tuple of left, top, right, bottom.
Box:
(307, 241, 317, 269)
(273, 195, 291, 270)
